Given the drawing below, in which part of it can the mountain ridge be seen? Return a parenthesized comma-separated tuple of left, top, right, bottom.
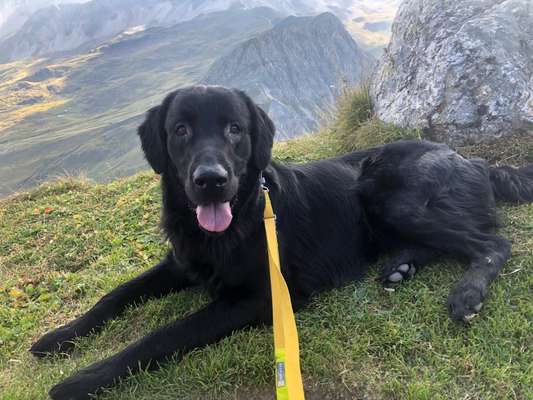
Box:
(204, 12, 374, 138)
(0, 0, 399, 62)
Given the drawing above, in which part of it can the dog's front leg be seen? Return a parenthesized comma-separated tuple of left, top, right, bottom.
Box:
(48, 297, 269, 400)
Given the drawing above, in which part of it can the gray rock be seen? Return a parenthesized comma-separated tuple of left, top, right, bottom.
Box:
(371, 0, 533, 145)
(204, 12, 374, 139)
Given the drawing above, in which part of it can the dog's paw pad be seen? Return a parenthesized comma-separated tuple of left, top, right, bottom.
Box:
(397, 263, 410, 273)
(388, 272, 404, 282)
(381, 263, 416, 285)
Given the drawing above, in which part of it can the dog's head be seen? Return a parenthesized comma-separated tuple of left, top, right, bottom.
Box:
(138, 85, 275, 233)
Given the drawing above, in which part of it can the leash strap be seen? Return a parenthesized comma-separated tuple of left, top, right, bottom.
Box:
(263, 187, 305, 400)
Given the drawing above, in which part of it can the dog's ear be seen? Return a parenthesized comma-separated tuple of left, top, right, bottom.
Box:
(137, 92, 175, 174)
(240, 92, 275, 170)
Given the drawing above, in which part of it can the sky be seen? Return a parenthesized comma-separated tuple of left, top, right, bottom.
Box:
(0, 0, 401, 47)
(0, 0, 89, 28)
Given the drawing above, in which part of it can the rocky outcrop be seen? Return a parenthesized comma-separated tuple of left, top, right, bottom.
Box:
(204, 12, 374, 139)
(371, 0, 533, 145)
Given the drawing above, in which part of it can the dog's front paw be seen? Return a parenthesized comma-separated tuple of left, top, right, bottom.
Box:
(30, 325, 77, 357)
(50, 377, 94, 400)
(379, 262, 417, 286)
(49, 361, 115, 400)
(447, 284, 485, 322)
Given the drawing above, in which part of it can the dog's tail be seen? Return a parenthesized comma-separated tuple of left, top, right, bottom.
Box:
(489, 164, 533, 203)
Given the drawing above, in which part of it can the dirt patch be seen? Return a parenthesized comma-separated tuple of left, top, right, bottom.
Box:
(456, 133, 533, 167)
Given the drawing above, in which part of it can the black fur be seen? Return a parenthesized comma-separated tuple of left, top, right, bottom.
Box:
(31, 86, 533, 400)
(489, 164, 533, 203)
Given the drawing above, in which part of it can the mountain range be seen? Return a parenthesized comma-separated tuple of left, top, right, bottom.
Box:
(0, 1, 395, 196)
(0, 0, 399, 59)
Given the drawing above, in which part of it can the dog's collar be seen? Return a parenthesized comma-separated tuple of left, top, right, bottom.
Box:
(260, 171, 266, 189)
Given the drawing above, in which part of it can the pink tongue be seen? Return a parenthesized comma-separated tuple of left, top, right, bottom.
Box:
(195, 202, 233, 232)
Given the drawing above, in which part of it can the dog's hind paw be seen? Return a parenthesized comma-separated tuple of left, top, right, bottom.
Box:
(379, 263, 417, 286)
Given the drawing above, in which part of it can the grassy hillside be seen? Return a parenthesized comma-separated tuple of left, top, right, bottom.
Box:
(1, 90, 532, 400)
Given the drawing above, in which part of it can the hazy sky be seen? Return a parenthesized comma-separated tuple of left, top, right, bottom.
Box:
(0, 0, 401, 26)
(0, 0, 401, 45)
(0, 0, 89, 27)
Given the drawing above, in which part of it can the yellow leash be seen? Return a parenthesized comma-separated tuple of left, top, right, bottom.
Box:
(263, 186, 305, 400)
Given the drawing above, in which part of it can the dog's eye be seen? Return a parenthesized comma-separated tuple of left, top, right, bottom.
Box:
(229, 123, 241, 135)
(175, 124, 188, 137)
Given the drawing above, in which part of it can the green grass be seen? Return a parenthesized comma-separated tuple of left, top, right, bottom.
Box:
(1, 88, 532, 399)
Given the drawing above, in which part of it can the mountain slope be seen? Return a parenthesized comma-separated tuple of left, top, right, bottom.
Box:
(0, 7, 282, 196)
(204, 12, 375, 138)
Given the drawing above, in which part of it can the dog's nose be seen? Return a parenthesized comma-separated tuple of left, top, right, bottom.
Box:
(193, 164, 228, 189)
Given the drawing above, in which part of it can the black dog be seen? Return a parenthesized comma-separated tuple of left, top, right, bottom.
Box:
(31, 86, 533, 399)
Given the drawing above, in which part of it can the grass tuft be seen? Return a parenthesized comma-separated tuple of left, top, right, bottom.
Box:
(274, 83, 423, 164)
(333, 83, 374, 135)
(337, 117, 422, 152)
(273, 129, 343, 163)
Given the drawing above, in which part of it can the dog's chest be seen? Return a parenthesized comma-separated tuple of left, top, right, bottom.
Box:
(175, 232, 269, 300)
